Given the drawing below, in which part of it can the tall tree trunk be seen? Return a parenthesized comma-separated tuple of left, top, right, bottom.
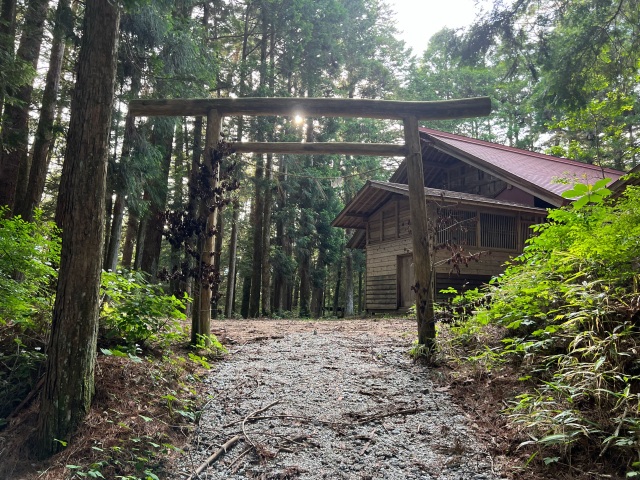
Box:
(169, 120, 186, 296)
(224, 199, 239, 317)
(185, 116, 203, 315)
(344, 246, 354, 316)
(248, 158, 264, 317)
(273, 192, 284, 314)
(140, 119, 174, 276)
(240, 274, 251, 318)
(133, 211, 146, 270)
(0, 0, 17, 118)
(333, 251, 343, 316)
(292, 275, 299, 309)
(103, 92, 123, 267)
(260, 153, 273, 316)
(212, 211, 223, 319)
(248, 4, 270, 317)
(121, 213, 138, 269)
(311, 257, 325, 318)
(105, 193, 124, 272)
(18, 0, 69, 221)
(36, 0, 119, 456)
(103, 189, 113, 265)
(105, 101, 139, 272)
(298, 252, 311, 317)
(0, 0, 48, 215)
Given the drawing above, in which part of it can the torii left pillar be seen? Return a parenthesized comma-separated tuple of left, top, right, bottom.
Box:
(192, 109, 222, 345)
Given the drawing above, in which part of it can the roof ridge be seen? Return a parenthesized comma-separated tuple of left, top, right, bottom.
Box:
(419, 127, 622, 175)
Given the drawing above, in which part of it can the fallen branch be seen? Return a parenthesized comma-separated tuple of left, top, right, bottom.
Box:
(354, 407, 424, 424)
(223, 406, 424, 432)
(229, 446, 253, 474)
(187, 400, 280, 480)
(359, 428, 377, 455)
(242, 400, 279, 447)
(186, 434, 242, 480)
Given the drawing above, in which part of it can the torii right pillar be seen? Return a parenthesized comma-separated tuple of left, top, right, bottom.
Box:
(404, 115, 436, 349)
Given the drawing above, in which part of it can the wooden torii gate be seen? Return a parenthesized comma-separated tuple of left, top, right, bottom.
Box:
(129, 97, 491, 350)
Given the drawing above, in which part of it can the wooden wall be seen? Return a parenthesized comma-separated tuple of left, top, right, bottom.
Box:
(427, 161, 509, 198)
(364, 196, 545, 312)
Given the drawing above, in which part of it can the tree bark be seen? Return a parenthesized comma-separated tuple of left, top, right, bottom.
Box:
(18, 0, 69, 221)
(105, 193, 125, 272)
(260, 153, 273, 316)
(185, 116, 203, 315)
(121, 213, 138, 269)
(248, 155, 264, 317)
(0, 0, 48, 215)
(36, 0, 119, 456)
(105, 106, 138, 272)
(240, 274, 251, 318)
(169, 120, 186, 296)
(298, 251, 311, 317)
(0, 0, 17, 117)
(133, 209, 146, 270)
(212, 211, 223, 319)
(311, 256, 325, 318)
(333, 251, 343, 316)
(344, 246, 354, 316)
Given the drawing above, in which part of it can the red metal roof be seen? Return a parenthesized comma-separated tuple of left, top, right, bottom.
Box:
(420, 127, 624, 201)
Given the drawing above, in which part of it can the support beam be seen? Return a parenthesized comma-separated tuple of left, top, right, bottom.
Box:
(129, 96, 491, 120)
(404, 115, 436, 349)
(231, 141, 406, 157)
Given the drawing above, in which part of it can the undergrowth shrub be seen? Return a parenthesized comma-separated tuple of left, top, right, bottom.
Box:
(100, 270, 188, 349)
(446, 183, 640, 475)
(0, 209, 59, 421)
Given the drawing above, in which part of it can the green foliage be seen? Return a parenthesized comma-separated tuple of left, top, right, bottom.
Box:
(100, 270, 188, 348)
(462, 0, 640, 168)
(409, 340, 436, 361)
(0, 209, 60, 420)
(0, 208, 60, 328)
(448, 184, 640, 474)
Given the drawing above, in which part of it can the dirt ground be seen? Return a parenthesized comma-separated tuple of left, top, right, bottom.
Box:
(206, 318, 616, 480)
(210, 317, 418, 345)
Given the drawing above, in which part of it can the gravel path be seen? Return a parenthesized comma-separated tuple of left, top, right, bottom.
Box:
(174, 325, 506, 480)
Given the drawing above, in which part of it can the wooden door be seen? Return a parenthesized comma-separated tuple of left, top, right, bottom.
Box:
(397, 254, 414, 308)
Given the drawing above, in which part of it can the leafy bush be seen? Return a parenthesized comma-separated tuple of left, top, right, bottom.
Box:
(0, 209, 60, 420)
(448, 184, 640, 475)
(0, 207, 60, 330)
(100, 270, 188, 349)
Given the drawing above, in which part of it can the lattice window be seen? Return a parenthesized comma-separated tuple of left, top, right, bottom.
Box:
(436, 209, 478, 247)
(480, 213, 517, 250)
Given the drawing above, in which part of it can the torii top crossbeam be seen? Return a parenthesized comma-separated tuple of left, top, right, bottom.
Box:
(128, 96, 490, 120)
